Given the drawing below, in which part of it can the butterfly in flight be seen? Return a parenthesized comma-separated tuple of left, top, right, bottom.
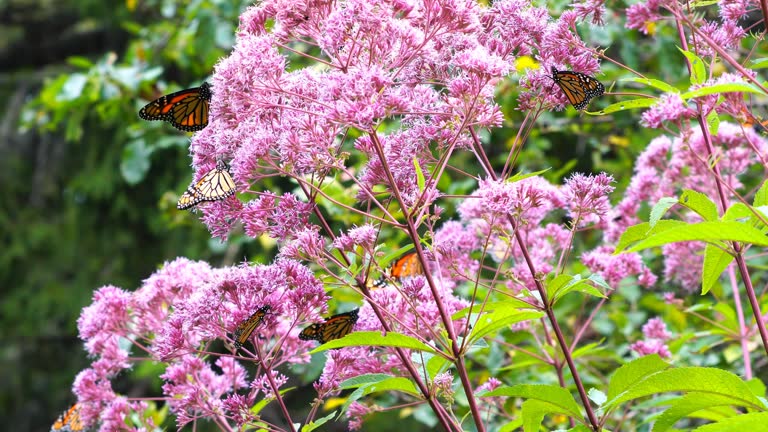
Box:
(177, 160, 236, 210)
(51, 403, 85, 432)
(139, 82, 212, 132)
(551, 67, 605, 110)
(233, 305, 271, 350)
(299, 309, 359, 344)
(372, 252, 425, 288)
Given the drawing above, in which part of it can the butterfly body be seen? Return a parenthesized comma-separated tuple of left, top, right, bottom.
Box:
(233, 305, 271, 350)
(177, 160, 236, 210)
(551, 67, 604, 110)
(299, 309, 359, 344)
(51, 403, 85, 432)
(139, 82, 212, 131)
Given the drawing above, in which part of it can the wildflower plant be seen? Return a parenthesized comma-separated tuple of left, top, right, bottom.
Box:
(68, 0, 768, 430)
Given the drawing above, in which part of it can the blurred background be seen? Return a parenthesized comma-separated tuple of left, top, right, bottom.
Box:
(3, 0, 764, 430)
(1, 0, 258, 429)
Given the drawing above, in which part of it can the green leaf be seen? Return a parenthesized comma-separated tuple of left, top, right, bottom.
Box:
(652, 393, 740, 432)
(615, 220, 686, 252)
(339, 374, 395, 389)
(121, 140, 153, 185)
(681, 82, 765, 99)
(678, 48, 707, 85)
(706, 110, 720, 136)
(588, 388, 607, 406)
(624, 221, 768, 253)
(60, 74, 88, 101)
(413, 156, 425, 193)
(338, 376, 421, 418)
(723, 203, 754, 221)
(547, 274, 609, 305)
(754, 180, 768, 207)
(310, 331, 437, 354)
(301, 411, 337, 432)
(701, 244, 734, 295)
(467, 306, 544, 345)
(452, 298, 533, 320)
(679, 190, 719, 221)
(605, 367, 764, 410)
(483, 384, 583, 418)
(693, 413, 768, 431)
(364, 377, 420, 395)
(621, 77, 679, 93)
(596, 98, 657, 115)
(751, 58, 768, 69)
(521, 399, 581, 432)
(507, 168, 551, 183)
(607, 355, 670, 401)
(426, 354, 451, 381)
(649, 197, 679, 227)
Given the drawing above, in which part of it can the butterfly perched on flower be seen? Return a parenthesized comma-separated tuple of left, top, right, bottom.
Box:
(233, 305, 271, 350)
(177, 160, 237, 210)
(299, 309, 359, 344)
(372, 252, 424, 288)
(551, 67, 605, 110)
(51, 403, 85, 432)
(139, 82, 212, 132)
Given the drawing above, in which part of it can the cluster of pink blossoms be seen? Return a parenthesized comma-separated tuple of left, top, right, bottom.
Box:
(631, 317, 673, 358)
(74, 258, 329, 429)
(67, 0, 768, 429)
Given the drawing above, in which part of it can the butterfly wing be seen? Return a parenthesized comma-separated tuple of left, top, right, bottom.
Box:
(176, 161, 236, 210)
(551, 67, 604, 110)
(318, 309, 359, 343)
(233, 305, 271, 349)
(51, 403, 84, 432)
(390, 252, 424, 279)
(139, 82, 212, 132)
(298, 323, 323, 341)
(299, 309, 359, 344)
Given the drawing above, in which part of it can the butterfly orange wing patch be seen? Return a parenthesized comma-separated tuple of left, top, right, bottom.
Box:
(551, 67, 604, 110)
(299, 309, 359, 344)
(51, 403, 85, 432)
(139, 82, 212, 132)
(233, 305, 271, 350)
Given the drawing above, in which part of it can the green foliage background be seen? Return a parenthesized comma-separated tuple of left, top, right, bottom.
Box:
(2, 0, 765, 430)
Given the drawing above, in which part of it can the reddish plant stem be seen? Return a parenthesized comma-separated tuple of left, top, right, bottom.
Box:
(255, 347, 296, 432)
(368, 130, 487, 432)
(673, 14, 768, 357)
(728, 266, 753, 379)
(468, 127, 601, 430)
(293, 187, 458, 432)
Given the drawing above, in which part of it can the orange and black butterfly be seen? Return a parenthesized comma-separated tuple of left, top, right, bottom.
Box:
(551, 67, 604, 110)
(139, 82, 212, 132)
(51, 403, 85, 432)
(233, 305, 271, 350)
(372, 252, 425, 288)
(177, 160, 237, 210)
(299, 309, 359, 344)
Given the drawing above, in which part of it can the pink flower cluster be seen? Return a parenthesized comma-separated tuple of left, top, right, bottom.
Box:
(73, 257, 330, 430)
(609, 123, 768, 289)
(631, 317, 673, 358)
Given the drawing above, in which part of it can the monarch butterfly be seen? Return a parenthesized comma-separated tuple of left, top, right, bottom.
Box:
(51, 403, 85, 432)
(233, 305, 271, 350)
(177, 160, 237, 210)
(551, 67, 605, 110)
(138, 82, 212, 132)
(299, 309, 359, 344)
(372, 252, 425, 288)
